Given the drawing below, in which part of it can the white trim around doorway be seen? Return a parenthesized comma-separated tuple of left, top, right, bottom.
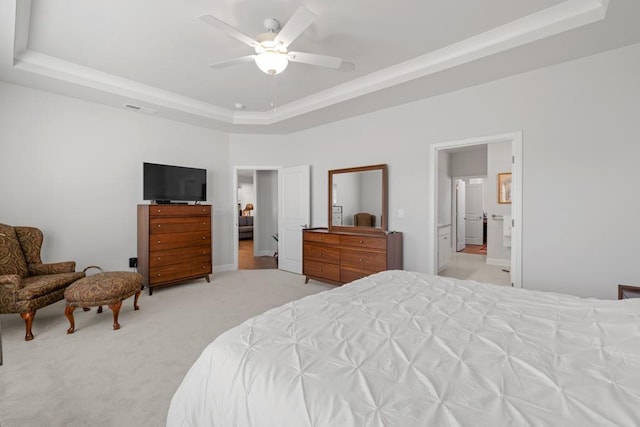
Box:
(428, 132, 523, 288)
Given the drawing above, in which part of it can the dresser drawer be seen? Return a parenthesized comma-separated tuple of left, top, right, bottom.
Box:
(303, 259, 340, 282)
(149, 246, 211, 267)
(149, 261, 212, 285)
(149, 231, 210, 251)
(150, 217, 210, 234)
(303, 231, 340, 245)
(340, 268, 372, 284)
(340, 235, 386, 250)
(340, 248, 386, 271)
(149, 205, 211, 217)
(304, 243, 340, 264)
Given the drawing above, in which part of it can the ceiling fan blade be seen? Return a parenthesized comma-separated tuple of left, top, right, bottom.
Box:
(288, 51, 343, 69)
(208, 55, 256, 69)
(273, 7, 316, 48)
(199, 14, 259, 48)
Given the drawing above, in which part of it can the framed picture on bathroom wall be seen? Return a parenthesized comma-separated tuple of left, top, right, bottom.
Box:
(498, 172, 512, 204)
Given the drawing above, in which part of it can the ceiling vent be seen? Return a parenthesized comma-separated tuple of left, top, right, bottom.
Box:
(124, 104, 157, 114)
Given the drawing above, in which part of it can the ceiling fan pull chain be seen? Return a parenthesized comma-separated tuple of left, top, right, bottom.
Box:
(271, 74, 277, 111)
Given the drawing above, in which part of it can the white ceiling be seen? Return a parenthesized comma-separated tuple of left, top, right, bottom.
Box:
(1, 0, 639, 133)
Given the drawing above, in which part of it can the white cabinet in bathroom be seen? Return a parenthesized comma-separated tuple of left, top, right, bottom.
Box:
(438, 225, 452, 272)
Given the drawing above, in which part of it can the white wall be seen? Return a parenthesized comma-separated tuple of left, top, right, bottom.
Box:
(229, 43, 640, 299)
(237, 182, 255, 214)
(0, 82, 233, 271)
(450, 145, 488, 177)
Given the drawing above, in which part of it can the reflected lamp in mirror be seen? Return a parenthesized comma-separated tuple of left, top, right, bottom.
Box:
(328, 164, 388, 233)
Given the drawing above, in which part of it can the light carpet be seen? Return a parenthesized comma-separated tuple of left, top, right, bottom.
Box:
(0, 269, 332, 427)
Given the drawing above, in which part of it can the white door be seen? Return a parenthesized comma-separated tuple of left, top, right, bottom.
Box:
(465, 183, 484, 245)
(278, 165, 310, 274)
(456, 180, 466, 252)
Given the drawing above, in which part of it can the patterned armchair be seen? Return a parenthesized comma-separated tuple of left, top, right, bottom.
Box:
(353, 213, 376, 227)
(0, 223, 84, 340)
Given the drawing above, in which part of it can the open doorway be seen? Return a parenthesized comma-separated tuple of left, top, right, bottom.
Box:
(235, 168, 279, 270)
(429, 132, 522, 288)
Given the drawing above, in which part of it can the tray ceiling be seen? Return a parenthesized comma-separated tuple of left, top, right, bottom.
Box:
(1, 0, 639, 133)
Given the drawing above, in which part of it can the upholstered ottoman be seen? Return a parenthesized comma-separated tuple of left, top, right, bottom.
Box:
(64, 272, 142, 333)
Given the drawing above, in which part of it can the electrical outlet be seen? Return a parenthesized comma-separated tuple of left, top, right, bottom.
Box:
(129, 257, 137, 268)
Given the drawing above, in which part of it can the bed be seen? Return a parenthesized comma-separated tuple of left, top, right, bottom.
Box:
(167, 270, 640, 426)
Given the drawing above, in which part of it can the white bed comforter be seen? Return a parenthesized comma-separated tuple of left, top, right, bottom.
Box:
(167, 271, 640, 426)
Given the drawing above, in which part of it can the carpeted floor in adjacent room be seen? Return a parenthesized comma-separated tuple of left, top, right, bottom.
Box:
(0, 269, 332, 427)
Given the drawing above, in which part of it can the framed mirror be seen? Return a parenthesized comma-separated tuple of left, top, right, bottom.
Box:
(328, 164, 388, 233)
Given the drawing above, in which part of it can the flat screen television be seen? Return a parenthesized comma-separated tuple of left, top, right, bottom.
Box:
(143, 162, 207, 203)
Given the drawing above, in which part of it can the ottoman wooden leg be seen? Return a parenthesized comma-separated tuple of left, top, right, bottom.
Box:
(65, 305, 77, 334)
(133, 290, 141, 310)
(109, 301, 123, 330)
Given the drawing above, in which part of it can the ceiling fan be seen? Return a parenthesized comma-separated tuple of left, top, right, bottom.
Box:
(199, 7, 345, 75)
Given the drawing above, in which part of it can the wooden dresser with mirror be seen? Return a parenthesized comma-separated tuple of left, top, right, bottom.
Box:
(303, 164, 403, 285)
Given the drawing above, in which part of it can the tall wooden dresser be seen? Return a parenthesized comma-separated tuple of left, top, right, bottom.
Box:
(137, 204, 212, 294)
(303, 228, 402, 285)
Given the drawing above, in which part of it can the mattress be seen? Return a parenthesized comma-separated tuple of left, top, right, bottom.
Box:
(167, 270, 640, 426)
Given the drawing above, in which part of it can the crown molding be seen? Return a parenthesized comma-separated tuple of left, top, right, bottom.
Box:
(13, 50, 235, 122)
(3, 0, 609, 128)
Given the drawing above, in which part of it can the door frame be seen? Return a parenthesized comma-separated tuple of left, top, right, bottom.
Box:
(428, 132, 523, 288)
(233, 165, 281, 270)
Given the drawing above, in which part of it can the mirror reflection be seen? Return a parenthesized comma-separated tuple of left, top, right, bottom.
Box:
(329, 165, 386, 232)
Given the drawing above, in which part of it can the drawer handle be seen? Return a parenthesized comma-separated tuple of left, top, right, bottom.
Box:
(360, 258, 364, 262)
(202, 265, 206, 269)
(202, 236, 206, 240)
(319, 237, 323, 240)
(157, 257, 161, 261)
(202, 251, 206, 254)
(156, 273, 161, 277)
(320, 268, 323, 272)
(157, 209, 162, 213)
(319, 252, 323, 256)
(157, 240, 161, 244)
(359, 240, 363, 243)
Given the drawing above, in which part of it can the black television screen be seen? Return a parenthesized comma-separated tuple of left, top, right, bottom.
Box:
(143, 162, 206, 202)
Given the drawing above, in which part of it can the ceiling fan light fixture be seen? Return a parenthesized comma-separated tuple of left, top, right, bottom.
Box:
(255, 51, 288, 75)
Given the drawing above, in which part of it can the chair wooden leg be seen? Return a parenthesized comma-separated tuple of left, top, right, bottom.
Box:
(20, 310, 36, 341)
(65, 305, 76, 334)
(109, 301, 122, 330)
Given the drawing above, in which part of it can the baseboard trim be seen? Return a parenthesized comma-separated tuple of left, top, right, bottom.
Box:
(256, 250, 274, 257)
(486, 258, 510, 268)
